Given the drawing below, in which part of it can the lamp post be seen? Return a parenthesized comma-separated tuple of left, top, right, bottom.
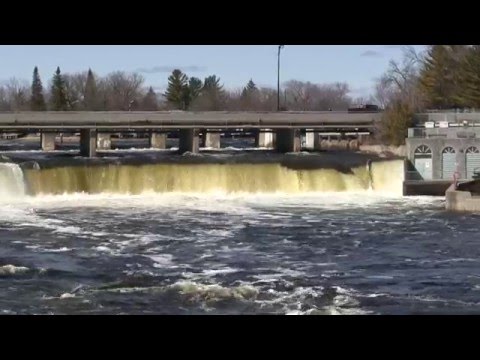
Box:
(277, 45, 284, 111)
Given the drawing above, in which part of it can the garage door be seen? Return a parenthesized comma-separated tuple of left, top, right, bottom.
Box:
(414, 145, 432, 180)
(466, 146, 480, 179)
(442, 147, 456, 180)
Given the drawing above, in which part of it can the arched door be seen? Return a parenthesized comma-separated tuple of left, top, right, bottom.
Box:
(414, 145, 432, 180)
(466, 146, 480, 179)
(442, 147, 456, 180)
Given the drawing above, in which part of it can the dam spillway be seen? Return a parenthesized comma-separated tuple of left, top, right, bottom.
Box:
(0, 151, 405, 198)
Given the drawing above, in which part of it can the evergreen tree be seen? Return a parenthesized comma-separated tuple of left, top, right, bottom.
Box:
(84, 68, 98, 110)
(182, 77, 203, 110)
(246, 79, 257, 92)
(142, 87, 158, 110)
(419, 45, 467, 109)
(188, 77, 203, 100)
(203, 75, 224, 92)
(240, 79, 259, 110)
(241, 79, 258, 98)
(164, 69, 189, 110)
(30, 66, 46, 111)
(50, 67, 69, 111)
(199, 75, 225, 110)
(456, 45, 480, 108)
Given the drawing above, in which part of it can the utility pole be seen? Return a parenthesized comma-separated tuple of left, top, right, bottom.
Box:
(277, 45, 284, 111)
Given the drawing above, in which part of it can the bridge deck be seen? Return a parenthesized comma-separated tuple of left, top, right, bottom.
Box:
(0, 111, 379, 131)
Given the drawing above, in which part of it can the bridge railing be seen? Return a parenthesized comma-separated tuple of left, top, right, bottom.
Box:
(414, 112, 480, 124)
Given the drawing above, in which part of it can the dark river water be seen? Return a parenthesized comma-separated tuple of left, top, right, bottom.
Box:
(1, 137, 479, 315)
(2, 193, 480, 315)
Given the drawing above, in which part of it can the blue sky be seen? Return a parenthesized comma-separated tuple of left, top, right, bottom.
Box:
(0, 45, 426, 98)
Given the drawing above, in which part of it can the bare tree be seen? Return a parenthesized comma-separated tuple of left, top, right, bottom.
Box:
(374, 46, 426, 145)
(315, 82, 352, 110)
(284, 80, 313, 110)
(63, 72, 88, 110)
(223, 89, 243, 110)
(283, 80, 352, 111)
(104, 71, 145, 110)
(222, 87, 280, 111)
(374, 75, 395, 109)
(0, 86, 10, 110)
(375, 45, 425, 110)
(257, 87, 278, 111)
(3, 78, 30, 111)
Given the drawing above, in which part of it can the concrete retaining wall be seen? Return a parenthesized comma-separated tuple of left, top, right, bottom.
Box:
(446, 189, 480, 211)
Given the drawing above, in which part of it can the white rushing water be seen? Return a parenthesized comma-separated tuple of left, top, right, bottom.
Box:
(0, 163, 26, 201)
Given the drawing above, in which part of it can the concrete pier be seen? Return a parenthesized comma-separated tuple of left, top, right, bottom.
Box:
(202, 132, 221, 149)
(313, 133, 322, 151)
(275, 129, 301, 153)
(446, 189, 480, 211)
(80, 129, 97, 157)
(97, 133, 111, 150)
(303, 131, 315, 150)
(41, 133, 56, 151)
(446, 179, 480, 211)
(150, 133, 167, 149)
(179, 129, 199, 154)
(255, 130, 275, 148)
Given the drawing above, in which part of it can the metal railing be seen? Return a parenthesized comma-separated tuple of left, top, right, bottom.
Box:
(414, 112, 480, 124)
(407, 127, 480, 138)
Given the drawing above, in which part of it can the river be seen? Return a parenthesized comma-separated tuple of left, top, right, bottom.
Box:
(1, 143, 478, 315)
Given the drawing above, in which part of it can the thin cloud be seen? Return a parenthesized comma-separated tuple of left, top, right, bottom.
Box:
(360, 50, 384, 58)
(136, 65, 207, 74)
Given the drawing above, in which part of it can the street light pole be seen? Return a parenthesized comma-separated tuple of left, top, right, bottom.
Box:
(277, 45, 284, 111)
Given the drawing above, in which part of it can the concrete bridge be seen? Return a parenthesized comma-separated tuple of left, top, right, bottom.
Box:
(0, 111, 379, 156)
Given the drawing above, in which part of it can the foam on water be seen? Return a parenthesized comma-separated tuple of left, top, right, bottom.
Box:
(10, 191, 410, 208)
(144, 254, 175, 268)
(0, 264, 30, 276)
(167, 280, 260, 303)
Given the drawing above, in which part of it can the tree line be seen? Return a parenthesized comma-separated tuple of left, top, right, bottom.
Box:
(374, 45, 480, 146)
(0, 67, 156, 112)
(5, 46, 476, 147)
(0, 66, 365, 113)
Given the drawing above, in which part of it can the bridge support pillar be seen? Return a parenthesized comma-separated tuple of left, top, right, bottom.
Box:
(80, 129, 97, 157)
(358, 134, 367, 145)
(150, 133, 167, 149)
(179, 129, 199, 154)
(313, 133, 322, 150)
(255, 130, 275, 148)
(275, 129, 301, 153)
(303, 131, 315, 150)
(41, 132, 56, 151)
(202, 131, 221, 149)
(97, 133, 111, 150)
